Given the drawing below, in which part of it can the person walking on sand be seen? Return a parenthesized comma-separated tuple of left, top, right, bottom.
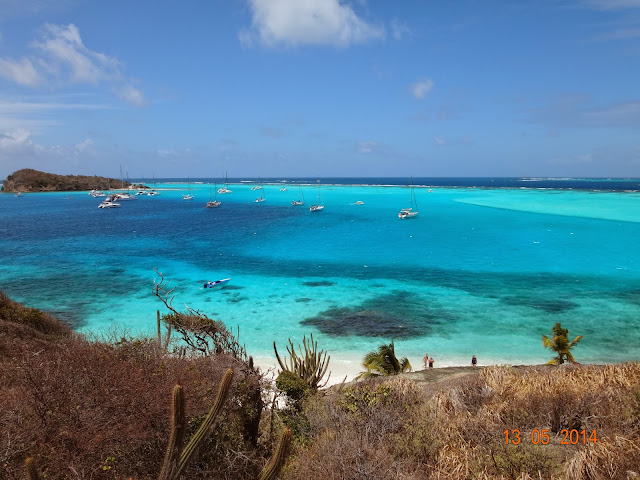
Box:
(471, 355, 477, 366)
(428, 357, 434, 368)
(423, 353, 429, 369)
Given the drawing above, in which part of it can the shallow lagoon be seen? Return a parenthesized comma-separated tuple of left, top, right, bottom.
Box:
(1, 179, 639, 380)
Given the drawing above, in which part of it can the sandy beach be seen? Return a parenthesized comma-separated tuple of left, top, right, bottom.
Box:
(253, 353, 484, 387)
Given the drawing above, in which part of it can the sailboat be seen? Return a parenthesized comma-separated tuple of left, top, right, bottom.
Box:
(205, 182, 221, 208)
(218, 172, 232, 194)
(309, 183, 324, 212)
(291, 186, 305, 205)
(250, 178, 263, 191)
(254, 179, 266, 202)
(147, 174, 159, 195)
(117, 166, 135, 200)
(183, 178, 194, 200)
(398, 179, 419, 219)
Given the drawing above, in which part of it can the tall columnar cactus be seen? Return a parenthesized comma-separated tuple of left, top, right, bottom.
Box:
(25, 457, 41, 480)
(156, 310, 172, 353)
(158, 368, 234, 480)
(273, 333, 331, 390)
(175, 367, 233, 478)
(158, 385, 185, 480)
(258, 427, 292, 480)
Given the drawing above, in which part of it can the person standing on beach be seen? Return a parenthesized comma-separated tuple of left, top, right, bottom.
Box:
(423, 353, 429, 369)
(472, 355, 477, 366)
(428, 357, 434, 368)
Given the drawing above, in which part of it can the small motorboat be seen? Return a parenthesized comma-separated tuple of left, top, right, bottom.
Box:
(204, 278, 231, 288)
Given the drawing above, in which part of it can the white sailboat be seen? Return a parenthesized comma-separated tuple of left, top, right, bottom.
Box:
(291, 186, 305, 205)
(205, 183, 221, 208)
(251, 178, 262, 191)
(218, 172, 232, 194)
(117, 166, 135, 200)
(398, 179, 419, 219)
(98, 194, 121, 208)
(183, 178, 194, 200)
(310, 183, 324, 212)
(254, 179, 266, 202)
(147, 174, 159, 195)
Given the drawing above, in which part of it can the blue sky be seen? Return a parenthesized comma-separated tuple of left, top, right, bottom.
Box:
(1, 0, 639, 179)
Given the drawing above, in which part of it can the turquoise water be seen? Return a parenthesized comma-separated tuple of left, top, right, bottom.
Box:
(1, 180, 639, 378)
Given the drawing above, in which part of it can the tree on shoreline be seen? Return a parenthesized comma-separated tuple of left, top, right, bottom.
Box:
(357, 341, 412, 379)
(542, 322, 582, 365)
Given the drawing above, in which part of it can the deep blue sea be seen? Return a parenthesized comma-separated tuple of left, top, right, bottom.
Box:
(1, 177, 639, 380)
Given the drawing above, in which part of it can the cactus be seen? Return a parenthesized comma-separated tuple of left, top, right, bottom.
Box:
(25, 367, 291, 480)
(174, 368, 234, 478)
(25, 457, 41, 480)
(156, 310, 172, 353)
(258, 427, 292, 480)
(158, 385, 185, 480)
(273, 333, 331, 389)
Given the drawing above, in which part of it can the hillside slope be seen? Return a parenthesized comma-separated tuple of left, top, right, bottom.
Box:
(1, 168, 130, 193)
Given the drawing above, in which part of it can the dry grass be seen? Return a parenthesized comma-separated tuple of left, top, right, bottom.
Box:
(283, 364, 640, 480)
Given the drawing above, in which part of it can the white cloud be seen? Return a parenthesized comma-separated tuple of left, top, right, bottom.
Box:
(261, 126, 285, 138)
(0, 57, 42, 86)
(410, 78, 434, 100)
(74, 138, 92, 152)
(0, 128, 33, 149)
(0, 128, 92, 155)
(116, 85, 146, 107)
(32, 24, 120, 84)
(0, 23, 145, 107)
(390, 19, 412, 40)
(0, 128, 95, 178)
(241, 0, 385, 47)
(433, 135, 472, 147)
(357, 140, 377, 153)
(0, 97, 115, 133)
(527, 97, 640, 128)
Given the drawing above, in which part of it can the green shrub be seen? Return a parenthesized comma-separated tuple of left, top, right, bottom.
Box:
(276, 370, 309, 402)
(339, 383, 393, 414)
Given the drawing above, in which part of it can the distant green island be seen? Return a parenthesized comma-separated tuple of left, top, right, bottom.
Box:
(1, 168, 132, 193)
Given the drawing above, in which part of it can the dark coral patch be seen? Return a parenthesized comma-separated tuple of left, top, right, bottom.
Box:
(302, 280, 335, 287)
(302, 307, 420, 338)
(500, 296, 578, 313)
(301, 290, 454, 339)
(226, 294, 248, 304)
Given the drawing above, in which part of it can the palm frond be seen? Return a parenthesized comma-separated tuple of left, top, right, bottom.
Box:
(569, 335, 583, 348)
(542, 335, 554, 349)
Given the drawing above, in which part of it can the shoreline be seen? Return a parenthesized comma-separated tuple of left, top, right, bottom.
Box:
(254, 355, 520, 387)
(253, 354, 634, 388)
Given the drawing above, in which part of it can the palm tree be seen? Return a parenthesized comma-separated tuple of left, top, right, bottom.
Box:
(357, 341, 412, 379)
(542, 322, 582, 365)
